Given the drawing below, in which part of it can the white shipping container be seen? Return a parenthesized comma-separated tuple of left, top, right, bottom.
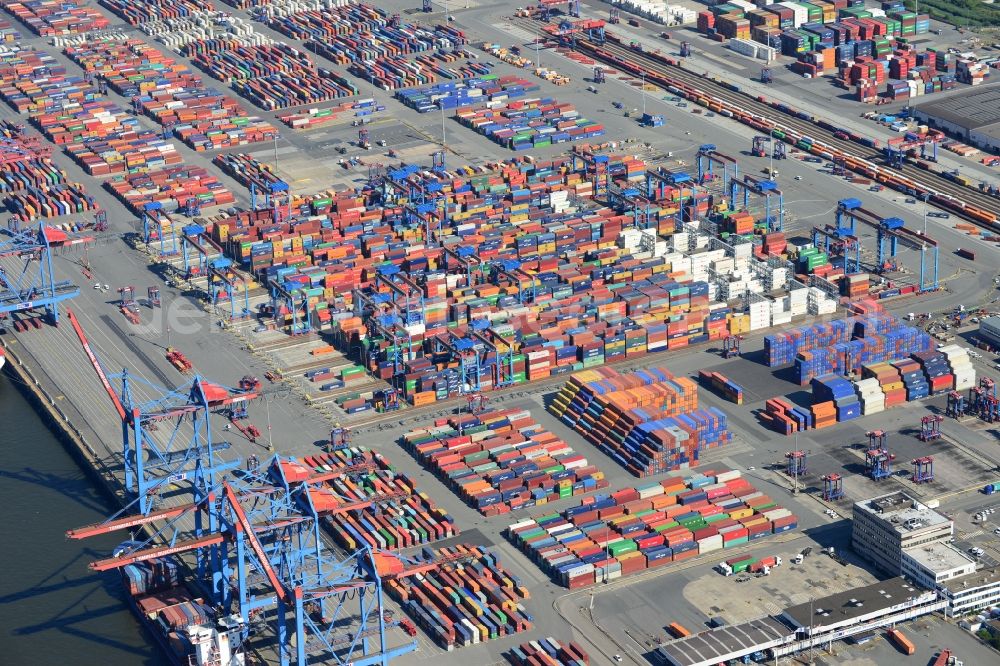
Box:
(638, 484, 665, 499)
(757, 45, 777, 62)
(862, 402, 885, 415)
(729, 38, 759, 59)
(777, 1, 807, 27)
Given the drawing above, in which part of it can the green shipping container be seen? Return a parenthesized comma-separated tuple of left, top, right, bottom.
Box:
(608, 540, 638, 556)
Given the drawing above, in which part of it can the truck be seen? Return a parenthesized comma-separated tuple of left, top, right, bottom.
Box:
(718, 554, 755, 576)
(887, 628, 915, 655)
(748, 555, 783, 574)
(667, 622, 691, 638)
(932, 650, 952, 666)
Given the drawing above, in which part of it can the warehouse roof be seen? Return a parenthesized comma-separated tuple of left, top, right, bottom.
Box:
(655, 617, 790, 666)
(940, 567, 1000, 595)
(781, 577, 925, 629)
(855, 491, 951, 535)
(973, 122, 1000, 142)
(915, 87, 1000, 130)
(903, 542, 975, 574)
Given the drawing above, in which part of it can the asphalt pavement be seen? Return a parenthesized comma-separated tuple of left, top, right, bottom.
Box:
(3, 1, 1000, 664)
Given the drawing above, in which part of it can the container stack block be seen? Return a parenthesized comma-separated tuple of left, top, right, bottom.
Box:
(508, 471, 797, 588)
(382, 545, 533, 649)
(403, 408, 609, 516)
(551, 366, 733, 477)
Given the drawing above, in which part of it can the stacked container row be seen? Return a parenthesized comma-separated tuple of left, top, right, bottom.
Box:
(199, 152, 752, 403)
(264, 3, 476, 90)
(698, 370, 744, 404)
(1, 0, 109, 36)
(549, 366, 732, 477)
(764, 348, 977, 434)
(455, 98, 605, 150)
(396, 75, 538, 113)
(508, 637, 590, 666)
(403, 408, 608, 515)
(793, 322, 933, 384)
(0, 121, 97, 220)
(0, 16, 21, 41)
(342, 52, 492, 90)
(67, 39, 279, 150)
(104, 165, 234, 214)
(184, 40, 357, 110)
(98, 0, 212, 25)
(276, 99, 384, 129)
(271, 449, 458, 552)
(213, 152, 284, 193)
(508, 470, 797, 588)
(764, 311, 897, 366)
(383, 545, 532, 649)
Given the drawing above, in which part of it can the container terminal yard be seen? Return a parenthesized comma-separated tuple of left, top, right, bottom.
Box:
(4, 0, 1000, 665)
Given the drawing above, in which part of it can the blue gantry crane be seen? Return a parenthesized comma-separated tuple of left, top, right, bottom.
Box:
(180, 223, 214, 279)
(608, 184, 655, 229)
(644, 168, 691, 232)
(571, 148, 613, 199)
(696, 144, 738, 192)
(271, 279, 314, 335)
(490, 259, 536, 304)
(835, 198, 939, 291)
(66, 306, 415, 666)
(209, 257, 251, 320)
(250, 180, 292, 221)
(71, 455, 419, 666)
(0, 220, 84, 325)
(729, 175, 783, 231)
(432, 331, 484, 392)
(811, 224, 862, 274)
(142, 202, 179, 256)
(441, 244, 487, 288)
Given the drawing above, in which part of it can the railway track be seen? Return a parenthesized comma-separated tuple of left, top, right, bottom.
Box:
(508, 17, 1000, 230)
(595, 39, 1000, 212)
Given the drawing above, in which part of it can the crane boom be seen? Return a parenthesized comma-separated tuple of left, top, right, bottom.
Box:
(297, 462, 379, 486)
(223, 481, 288, 602)
(67, 501, 201, 540)
(67, 308, 127, 420)
(305, 488, 411, 517)
(89, 534, 225, 571)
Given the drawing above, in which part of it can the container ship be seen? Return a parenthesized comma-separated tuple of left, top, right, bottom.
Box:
(115, 542, 245, 666)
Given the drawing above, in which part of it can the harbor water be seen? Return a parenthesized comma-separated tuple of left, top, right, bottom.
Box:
(0, 374, 168, 665)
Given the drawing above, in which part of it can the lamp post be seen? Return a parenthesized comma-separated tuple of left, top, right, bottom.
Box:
(641, 72, 647, 117)
(441, 104, 447, 150)
(264, 395, 273, 452)
(769, 128, 776, 177)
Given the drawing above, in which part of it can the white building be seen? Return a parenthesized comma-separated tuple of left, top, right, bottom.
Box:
(939, 568, 1000, 616)
(777, 577, 944, 649)
(852, 492, 954, 575)
(979, 316, 1000, 348)
(901, 542, 977, 590)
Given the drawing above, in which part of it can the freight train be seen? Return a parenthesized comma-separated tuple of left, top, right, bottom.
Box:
(544, 28, 1000, 233)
